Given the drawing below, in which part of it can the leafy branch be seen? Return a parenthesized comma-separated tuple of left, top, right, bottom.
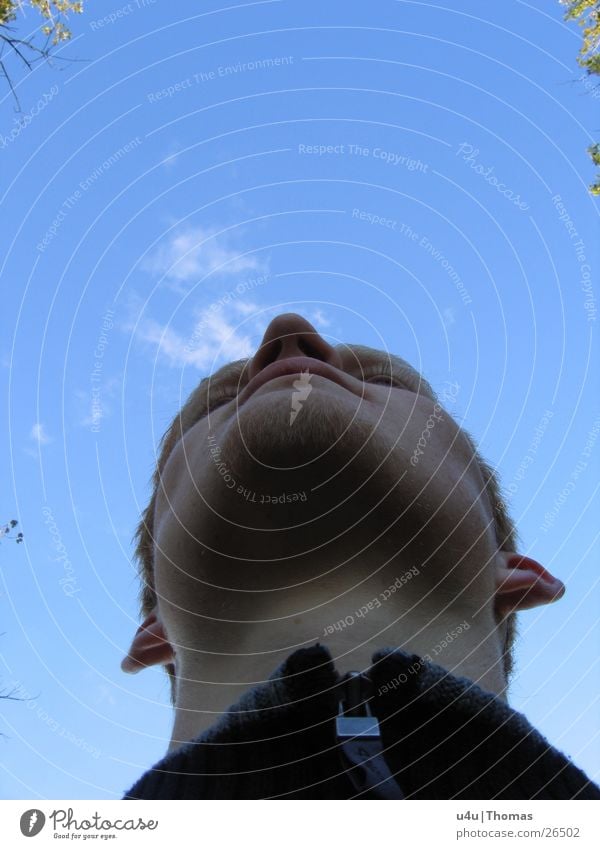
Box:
(561, 0, 600, 194)
(0, 519, 23, 544)
(0, 1, 84, 107)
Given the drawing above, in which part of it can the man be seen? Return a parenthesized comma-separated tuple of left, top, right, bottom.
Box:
(121, 312, 599, 799)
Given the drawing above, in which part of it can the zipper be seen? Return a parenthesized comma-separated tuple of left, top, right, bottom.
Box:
(336, 671, 404, 799)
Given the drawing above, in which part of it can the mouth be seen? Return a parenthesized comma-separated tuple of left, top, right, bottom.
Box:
(238, 356, 354, 404)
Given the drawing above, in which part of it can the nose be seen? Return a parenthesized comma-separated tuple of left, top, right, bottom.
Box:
(246, 313, 343, 382)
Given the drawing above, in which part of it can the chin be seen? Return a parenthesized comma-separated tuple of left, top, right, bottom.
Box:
(202, 391, 402, 537)
(220, 387, 368, 473)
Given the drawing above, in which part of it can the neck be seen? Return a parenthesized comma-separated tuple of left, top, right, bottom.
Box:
(166, 546, 507, 754)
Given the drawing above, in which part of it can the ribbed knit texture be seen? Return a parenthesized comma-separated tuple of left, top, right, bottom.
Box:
(124, 645, 600, 800)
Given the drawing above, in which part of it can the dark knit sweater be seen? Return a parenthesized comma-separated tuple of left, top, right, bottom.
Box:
(124, 644, 600, 800)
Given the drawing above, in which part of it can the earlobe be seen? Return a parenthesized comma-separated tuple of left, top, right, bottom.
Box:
(494, 553, 566, 616)
(121, 607, 175, 674)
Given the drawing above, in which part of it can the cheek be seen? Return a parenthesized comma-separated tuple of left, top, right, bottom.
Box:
(378, 399, 486, 523)
(152, 435, 211, 590)
(375, 394, 450, 456)
(408, 424, 482, 512)
(156, 417, 213, 507)
(153, 516, 205, 620)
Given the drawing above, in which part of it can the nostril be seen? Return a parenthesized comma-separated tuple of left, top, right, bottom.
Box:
(297, 337, 326, 361)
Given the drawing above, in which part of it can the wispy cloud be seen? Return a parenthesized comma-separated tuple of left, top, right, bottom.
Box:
(161, 141, 182, 169)
(132, 299, 343, 373)
(30, 422, 51, 445)
(310, 308, 332, 329)
(130, 295, 338, 374)
(74, 376, 121, 429)
(442, 307, 456, 328)
(93, 683, 117, 707)
(135, 301, 263, 371)
(142, 225, 267, 290)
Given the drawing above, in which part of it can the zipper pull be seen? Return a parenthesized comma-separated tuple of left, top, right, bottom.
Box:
(336, 671, 404, 799)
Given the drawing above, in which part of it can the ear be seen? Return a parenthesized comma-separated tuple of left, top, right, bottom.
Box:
(121, 607, 175, 674)
(494, 553, 566, 616)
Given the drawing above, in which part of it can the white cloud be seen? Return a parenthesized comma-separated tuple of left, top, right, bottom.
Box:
(161, 141, 182, 169)
(143, 225, 267, 289)
(30, 422, 51, 445)
(94, 683, 117, 707)
(132, 299, 339, 375)
(233, 300, 260, 316)
(135, 304, 262, 371)
(75, 376, 121, 429)
(310, 308, 332, 329)
(442, 307, 456, 328)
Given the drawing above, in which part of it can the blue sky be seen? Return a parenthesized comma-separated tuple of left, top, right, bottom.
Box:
(0, 0, 598, 799)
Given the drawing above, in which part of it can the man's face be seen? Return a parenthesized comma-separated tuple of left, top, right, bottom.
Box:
(151, 313, 498, 646)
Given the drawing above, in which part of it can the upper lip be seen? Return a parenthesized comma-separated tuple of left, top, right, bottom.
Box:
(238, 356, 354, 404)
